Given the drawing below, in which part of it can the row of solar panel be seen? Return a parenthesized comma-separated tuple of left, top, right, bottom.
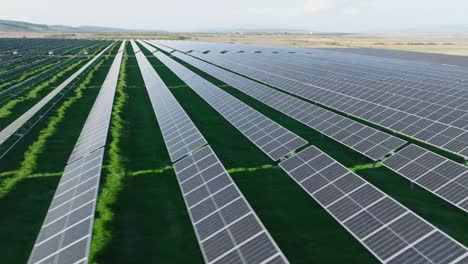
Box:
(383, 144, 468, 213)
(188, 51, 468, 158)
(146, 41, 468, 264)
(171, 50, 406, 161)
(174, 146, 288, 264)
(131, 41, 207, 162)
(150, 46, 308, 161)
(280, 146, 468, 264)
(131, 40, 289, 264)
(28, 41, 126, 264)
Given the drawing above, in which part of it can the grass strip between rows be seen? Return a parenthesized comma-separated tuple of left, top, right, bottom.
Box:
(0, 59, 85, 119)
(0, 58, 106, 199)
(0, 59, 63, 91)
(89, 48, 128, 262)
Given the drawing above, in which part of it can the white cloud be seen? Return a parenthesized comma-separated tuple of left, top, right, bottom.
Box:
(343, 7, 360, 16)
(303, 0, 334, 15)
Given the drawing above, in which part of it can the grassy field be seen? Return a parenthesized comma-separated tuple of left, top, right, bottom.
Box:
(0, 40, 466, 264)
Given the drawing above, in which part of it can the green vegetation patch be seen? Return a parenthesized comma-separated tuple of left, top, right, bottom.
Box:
(0, 59, 85, 123)
(90, 44, 128, 262)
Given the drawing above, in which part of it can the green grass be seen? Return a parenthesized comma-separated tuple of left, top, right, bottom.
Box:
(0, 59, 64, 91)
(90, 44, 128, 262)
(0, 60, 84, 127)
(0, 44, 118, 264)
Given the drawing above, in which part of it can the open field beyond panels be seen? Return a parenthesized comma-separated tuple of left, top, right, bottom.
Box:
(0, 38, 467, 264)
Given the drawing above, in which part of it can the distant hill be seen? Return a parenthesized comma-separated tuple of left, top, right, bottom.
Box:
(202, 28, 313, 34)
(0, 19, 167, 33)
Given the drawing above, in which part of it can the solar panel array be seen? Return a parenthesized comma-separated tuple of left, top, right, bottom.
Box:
(383, 144, 468, 213)
(163, 47, 468, 159)
(151, 49, 308, 161)
(171, 51, 407, 161)
(210, 52, 468, 157)
(174, 146, 289, 264)
(131, 41, 289, 263)
(27, 41, 125, 264)
(0, 42, 114, 147)
(146, 42, 468, 264)
(279, 146, 468, 264)
(131, 41, 207, 162)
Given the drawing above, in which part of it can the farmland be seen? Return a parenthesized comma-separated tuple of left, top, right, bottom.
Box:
(0, 38, 467, 264)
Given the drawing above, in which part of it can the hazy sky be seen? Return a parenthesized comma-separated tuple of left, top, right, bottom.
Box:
(2, 0, 468, 32)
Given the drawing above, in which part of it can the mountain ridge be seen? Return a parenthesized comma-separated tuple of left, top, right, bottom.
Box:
(0, 19, 167, 33)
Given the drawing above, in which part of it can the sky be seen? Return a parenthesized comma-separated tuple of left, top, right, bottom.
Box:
(1, 0, 468, 32)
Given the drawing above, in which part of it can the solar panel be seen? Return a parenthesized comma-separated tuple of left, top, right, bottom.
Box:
(174, 146, 289, 264)
(131, 41, 289, 263)
(0, 42, 115, 147)
(169, 48, 468, 159)
(27, 148, 104, 264)
(382, 144, 468, 212)
(147, 45, 307, 161)
(279, 146, 467, 264)
(131, 40, 207, 161)
(171, 51, 407, 161)
(68, 42, 125, 163)
(28, 41, 126, 264)
(145, 40, 174, 53)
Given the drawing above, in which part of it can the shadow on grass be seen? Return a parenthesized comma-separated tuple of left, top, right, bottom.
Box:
(95, 169, 203, 264)
(0, 174, 60, 264)
(92, 43, 204, 264)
